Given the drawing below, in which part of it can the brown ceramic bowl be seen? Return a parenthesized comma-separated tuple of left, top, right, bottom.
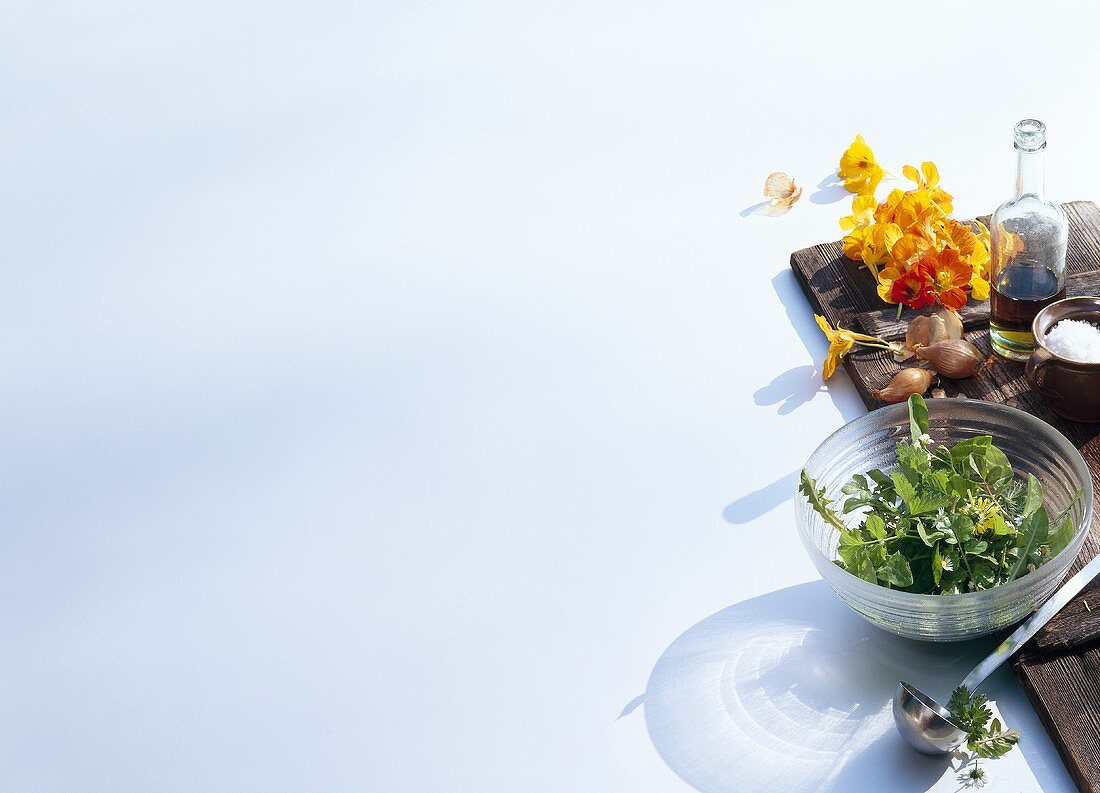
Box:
(1026, 296, 1100, 423)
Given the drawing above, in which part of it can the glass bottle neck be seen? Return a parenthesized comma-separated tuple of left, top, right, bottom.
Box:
(1015, 148, 1045, 199)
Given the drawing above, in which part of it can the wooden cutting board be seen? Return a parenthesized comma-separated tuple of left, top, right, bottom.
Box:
(790, 200, 1100, 793)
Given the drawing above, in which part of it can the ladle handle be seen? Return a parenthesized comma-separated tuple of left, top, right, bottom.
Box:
(960, 552, 1100, 692)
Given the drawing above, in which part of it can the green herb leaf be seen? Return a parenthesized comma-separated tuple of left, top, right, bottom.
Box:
(1047, 512, 1075, 558)
(1007, 508, 1049, 581)
(881, 551, 913, 588)
(1022, 473, 1043, 517)
(907, 394, 929, 443)
(865, 513, 887, 540)
(799, 471, 847, 533)
(890, 470, 918, 511)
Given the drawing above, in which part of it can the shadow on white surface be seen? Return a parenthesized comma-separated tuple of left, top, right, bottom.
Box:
(810, 171, 850, 205)
(721, 471, 799, 524)
(767, 270, 866, 424)
(740, 201, 793, 218)
(754, 364, 826, 415)
(630, 582, 1002, 792)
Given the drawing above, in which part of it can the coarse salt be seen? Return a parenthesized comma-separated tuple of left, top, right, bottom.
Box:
(1043, 318, 1100, 363)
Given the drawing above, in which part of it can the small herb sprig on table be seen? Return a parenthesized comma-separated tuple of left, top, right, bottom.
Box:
(800, 394, 1077, 595)
(948, 685, 1020, 781)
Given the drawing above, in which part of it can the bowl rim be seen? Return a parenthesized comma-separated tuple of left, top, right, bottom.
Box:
(799, 398, 1095, 602)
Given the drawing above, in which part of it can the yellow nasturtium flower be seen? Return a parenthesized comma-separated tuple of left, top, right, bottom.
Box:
(893, 190, 943, 235)
(902, 161, 954, 214)
(874, 188, 906, 225)
(838, 195, 878, 260)
(860, 222, 903, 274)
(814, 314, 899, 379)
(838, 135, 886, 197)
(876, 266, 901, 303)
(970, 268, 991, 301)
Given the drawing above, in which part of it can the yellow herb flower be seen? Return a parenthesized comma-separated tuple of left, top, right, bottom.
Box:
(939, 218, 991, 272)
(970, 496, 1002, 535)
(814, 314, 899, 379)
(838, 135, 886, 197)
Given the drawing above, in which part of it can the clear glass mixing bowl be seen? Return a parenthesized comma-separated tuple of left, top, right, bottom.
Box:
(795, 399, 1093, 641)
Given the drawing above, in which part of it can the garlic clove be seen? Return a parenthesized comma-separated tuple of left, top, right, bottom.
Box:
(905, 315, 932, 350)
(763, 172, 802, 212)
(926, 315, 949, 347)
(935, 307, 964, 340)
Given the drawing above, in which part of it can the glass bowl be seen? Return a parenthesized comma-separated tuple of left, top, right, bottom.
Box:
(795, 399, 1093, 642)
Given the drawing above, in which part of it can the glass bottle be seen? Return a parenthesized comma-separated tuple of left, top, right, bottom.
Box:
(989, 119, 1068, 361)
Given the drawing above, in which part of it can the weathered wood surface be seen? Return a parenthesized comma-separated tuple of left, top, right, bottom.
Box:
(790, 200, 1100, 793)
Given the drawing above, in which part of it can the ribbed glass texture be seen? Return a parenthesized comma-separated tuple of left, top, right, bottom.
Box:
(796, 399, 1093, 642)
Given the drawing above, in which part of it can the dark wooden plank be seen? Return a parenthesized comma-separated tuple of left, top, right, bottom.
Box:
(1016, 648, 1100, 793)
(1032, 575, 1100, 653)
(790, 200, 1100, 793)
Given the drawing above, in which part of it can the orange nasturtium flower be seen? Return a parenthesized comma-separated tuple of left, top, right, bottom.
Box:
(922, 247, 973, 311)
(888, 264, 937, 310)
(814, 314, 901, 379)
(838, 135, 886, 197)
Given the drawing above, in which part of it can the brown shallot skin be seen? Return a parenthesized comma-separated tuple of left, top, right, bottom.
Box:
(915, 338, 983, 379)
(871, 368, 934, 403)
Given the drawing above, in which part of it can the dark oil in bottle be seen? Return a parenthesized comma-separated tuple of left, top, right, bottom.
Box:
(989, 265, 1065, 360)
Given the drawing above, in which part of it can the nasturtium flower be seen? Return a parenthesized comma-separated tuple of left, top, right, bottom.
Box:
(876, 266, 902, 303)
(814, 314, 899, 379)
(970, 269, 991, 301)
(923, 247, 973, 311)
(860, 222, 902, 272)
(889, 263, 937, 310)
(874, 189, 906, 225)
(839, 195, 878, 232)
(829, 141, 988, 311)
(838, 135, 886, 196)
(902, 161, 954, 214)
(894, 190, 943, 234)
(839, 194, 878, 260)
(890, 233, 934, 269)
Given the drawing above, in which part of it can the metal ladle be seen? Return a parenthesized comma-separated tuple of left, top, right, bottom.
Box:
(894, 552, 1100, 754)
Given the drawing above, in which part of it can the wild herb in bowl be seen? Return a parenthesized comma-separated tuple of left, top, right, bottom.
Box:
(800, 395, 1078, 595)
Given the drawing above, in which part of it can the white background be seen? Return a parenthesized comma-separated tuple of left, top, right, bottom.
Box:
(4, 1, 1097, 791)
